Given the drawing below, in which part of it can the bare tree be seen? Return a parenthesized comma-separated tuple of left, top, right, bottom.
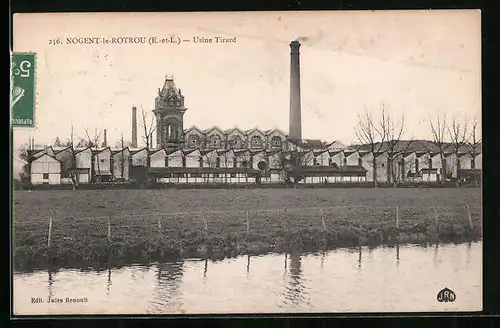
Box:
(53, 137, 63, 147)
(277, 150, 313, 185)
(17, 142, 32, 183)
(85, 128, 103, 182)
(354, 105, 387, 187)
(67, 125, 86, 190)
(447, 115, 468, 186)
(140, 107, 156, 149)
(380, 110, 414, 186)
(115, 134, 127, 181)
(428, 112, 450, 183)
(466, 116, 481, 186)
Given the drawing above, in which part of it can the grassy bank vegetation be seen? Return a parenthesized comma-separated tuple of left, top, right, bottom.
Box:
(13, 188, 481, 271)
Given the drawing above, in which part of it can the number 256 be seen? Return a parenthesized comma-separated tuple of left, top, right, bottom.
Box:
(13, 60, 32, 78)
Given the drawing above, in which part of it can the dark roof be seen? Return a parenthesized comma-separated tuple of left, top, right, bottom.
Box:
(149, 167, 261, 176)
(313, 150, 328, 156)
(112, 147, 130, 155)
(288, 138, 326, 150)
(91, 147, 111, 155)
(130, 147, 148, 155)
(299, 165, 367, 177)
(250, 150, 265, 156)
(32, 153, 62, 163)
(344, 150, 357, 157)
(75, 146, 92, 155)
(166, 148, 182, 155)
(200, 149, 216, 156)
(234, 149, 250, 155)
(54, 146, 71, 154)
(329, 150, 343, 156)
(419, 168, 439, 174)
(183, 149, 200, 155)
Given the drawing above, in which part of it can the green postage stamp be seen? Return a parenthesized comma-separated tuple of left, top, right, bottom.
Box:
(11, 52, 36, 127)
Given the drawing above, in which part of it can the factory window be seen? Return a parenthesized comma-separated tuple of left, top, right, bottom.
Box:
(43, 173, 49, 179)
(189, 136, 198, 146)
(209, 135, 222, 148)
(251, 136, 262, 147)
(230, 136, 241, 147)
(271, 136, 282, 147)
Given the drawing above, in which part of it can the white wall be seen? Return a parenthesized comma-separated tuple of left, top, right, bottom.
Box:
(150, 149, 166, 168)
(95, 148, 112, 175)
(113, 150, 130, 179)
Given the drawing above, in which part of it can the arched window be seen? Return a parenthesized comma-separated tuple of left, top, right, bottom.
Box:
(271, 136, 282, 148)
(209, 135, 221, 148)
(230, 135, 241, 148)
(189, 135, 199, 147)
(250, 135, 262, 148)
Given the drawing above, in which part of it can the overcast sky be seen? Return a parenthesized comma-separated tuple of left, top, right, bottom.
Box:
(12, 10, 481, 153)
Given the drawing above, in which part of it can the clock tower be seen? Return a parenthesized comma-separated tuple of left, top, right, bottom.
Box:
(153, 76, 187, 149)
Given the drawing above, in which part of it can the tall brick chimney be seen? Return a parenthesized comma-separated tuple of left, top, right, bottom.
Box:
(289, 40, 302, 140)
(102, 129, 108, 147)
(131, 106, 138, 148)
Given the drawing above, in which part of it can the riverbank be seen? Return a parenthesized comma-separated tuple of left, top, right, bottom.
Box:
(13, 188, 481, 271)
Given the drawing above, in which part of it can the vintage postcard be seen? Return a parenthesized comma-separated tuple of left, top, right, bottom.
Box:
(11, 10, 482, 315)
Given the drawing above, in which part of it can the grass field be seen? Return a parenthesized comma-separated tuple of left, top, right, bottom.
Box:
(13, 188, 482, 271)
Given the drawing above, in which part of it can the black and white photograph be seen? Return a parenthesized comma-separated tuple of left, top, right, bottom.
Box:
(11, 10, 481, 315)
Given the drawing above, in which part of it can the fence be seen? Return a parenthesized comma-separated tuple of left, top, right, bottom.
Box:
(14, 203, 482, 249)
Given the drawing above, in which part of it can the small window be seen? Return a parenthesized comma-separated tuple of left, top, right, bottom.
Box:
(100, 159, 105, 163)
(358, 158, 362, 166)
(381, 162, 385, 168)
(213, 173, 219, 178)
(199, 156, 203, 167)
(471, 159, 475, 168)
(43, 173, 49, 179)
(165, 157, 169, 167)
(216, 158, 221, 168)
(230, 173, 237, 178)
(328, 158, 333, 166)
(233, 157, 237, 168)
(182, 157, 186, 167)
(313, 158, 317, 166)
(343, 158, 347, 166)
(429, 159, 433, 169)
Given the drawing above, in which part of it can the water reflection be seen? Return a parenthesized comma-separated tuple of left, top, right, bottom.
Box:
(13, 241, 482, 315)
(47, 270, 54, 300)
(282, 253, 310, 308)
(203, 258, 208, 280)
(106, 267, 111, 296)
(396, 244, 400, 268)
(246, 255, 250, 277)
(358, 247, 362, 269)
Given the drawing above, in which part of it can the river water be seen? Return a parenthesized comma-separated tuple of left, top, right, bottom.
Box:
(13, 241, 482, 315)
